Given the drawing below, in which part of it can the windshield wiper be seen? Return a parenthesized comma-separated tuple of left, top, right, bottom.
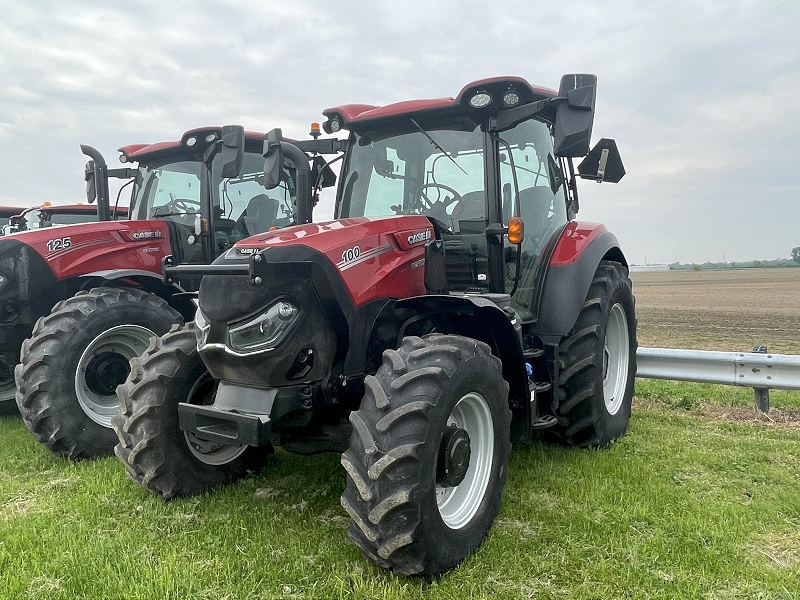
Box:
(409, 118, 468, 176)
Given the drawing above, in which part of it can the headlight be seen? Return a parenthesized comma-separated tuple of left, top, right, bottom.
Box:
(194, 308, 211, 348)
(469, 92, 492, 108)
(228, 300, 300, 353)
(0, 272, 7, 291)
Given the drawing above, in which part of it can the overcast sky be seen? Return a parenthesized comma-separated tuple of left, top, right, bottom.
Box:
(1, 0, 798, 264)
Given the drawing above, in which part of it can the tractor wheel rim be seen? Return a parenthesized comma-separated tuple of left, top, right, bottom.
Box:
(183, 371, 248, 465)
(602, 303, 629, 416)
(435, 391, 494, 530)
(76, 324, 154, 427)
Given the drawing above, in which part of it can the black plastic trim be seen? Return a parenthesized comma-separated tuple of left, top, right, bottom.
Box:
(531, 231, 627, 343)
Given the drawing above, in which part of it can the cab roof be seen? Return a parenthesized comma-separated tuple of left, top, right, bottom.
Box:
(322, 76, 557, 131)
(0, 206, 25, 218)
(118, 127, 266, 163)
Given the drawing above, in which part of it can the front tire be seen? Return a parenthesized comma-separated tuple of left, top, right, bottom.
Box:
(113, 323, 270, 500)
(341, 334, 511, 578)
(554, 261, 637, 448)
(15, 287, 182, 459)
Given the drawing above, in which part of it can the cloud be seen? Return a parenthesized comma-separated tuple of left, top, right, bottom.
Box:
(0, 0, 797, 261)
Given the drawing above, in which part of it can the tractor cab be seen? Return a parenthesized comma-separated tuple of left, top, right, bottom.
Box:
(325, 75, 624, 325)
(332, 108, 566, 323)
(89, 126, 300, 267)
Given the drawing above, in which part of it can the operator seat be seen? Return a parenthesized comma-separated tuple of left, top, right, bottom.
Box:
(242, 194, 279, 236)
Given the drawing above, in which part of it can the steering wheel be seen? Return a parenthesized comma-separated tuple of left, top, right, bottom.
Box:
(166, 192, 201, 214)
(413, 183, 464, 218)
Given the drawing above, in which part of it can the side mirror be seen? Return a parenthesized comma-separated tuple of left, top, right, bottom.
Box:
(553, 74, 596, 158)
(263, 128, 284, 190)
(85, 160, 97, 203)
(220, 125, 245, 179)
(577, 138, 625, 183)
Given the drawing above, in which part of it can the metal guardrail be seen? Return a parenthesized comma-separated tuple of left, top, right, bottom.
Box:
(636, 347, 800, 413)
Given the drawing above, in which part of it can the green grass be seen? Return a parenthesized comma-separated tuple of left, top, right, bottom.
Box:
(2, 386, 800, 599)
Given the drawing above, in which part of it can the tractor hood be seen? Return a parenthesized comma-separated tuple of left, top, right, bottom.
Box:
(0, 219, 172, 281)
(219, 215, 433, 309)
(196, 214, 432, 388)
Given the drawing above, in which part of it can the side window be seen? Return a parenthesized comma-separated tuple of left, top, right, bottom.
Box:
(499, 119, 568, 322)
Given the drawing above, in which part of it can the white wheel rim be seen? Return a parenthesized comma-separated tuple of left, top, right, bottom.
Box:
(436, 391, 494, 530)
(183, 371, 248, 465)
(76, 324, 154, 427)
(603, 303, 630, 416)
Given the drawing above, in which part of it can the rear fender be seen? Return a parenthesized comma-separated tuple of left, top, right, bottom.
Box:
(387, 294, 532, 443)
(532, 222, 628, 344)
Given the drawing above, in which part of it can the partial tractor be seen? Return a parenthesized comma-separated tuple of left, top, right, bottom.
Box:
(4, 126, 332, 449)
(5, 203, 129, 235)
(0, 206, 26, 236)
(115, 75, 634, 578)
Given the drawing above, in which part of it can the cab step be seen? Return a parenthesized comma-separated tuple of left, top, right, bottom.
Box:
(531, 381, 551, 394)
(531, 415, 559, 430)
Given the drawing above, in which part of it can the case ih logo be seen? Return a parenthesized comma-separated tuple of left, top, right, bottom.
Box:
(407, 229, 431, 245)
(132, 231, 163, 240)
(236, 248, 259, 255)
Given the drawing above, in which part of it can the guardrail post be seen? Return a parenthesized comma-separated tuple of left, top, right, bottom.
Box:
(752, 345, 770, 413)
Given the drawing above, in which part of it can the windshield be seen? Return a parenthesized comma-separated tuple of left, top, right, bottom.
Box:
(215, 152, 296, 237)
(132, 152, 295, 227)
(338, 125, 485, 230)
(130, 151, 297, 261)
(131, 160, 202, 220)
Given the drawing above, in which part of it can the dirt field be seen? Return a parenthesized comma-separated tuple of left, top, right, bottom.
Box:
(630, 267, 800, 354)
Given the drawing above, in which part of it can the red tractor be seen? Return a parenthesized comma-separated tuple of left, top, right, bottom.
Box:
(115, 75, 634, 578)
(0, 206, 26, 236)
(3, 126, 331, 446)
(4, 203, 129, 235)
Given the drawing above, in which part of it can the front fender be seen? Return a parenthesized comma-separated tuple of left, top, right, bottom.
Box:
(391, 294, 532, 443)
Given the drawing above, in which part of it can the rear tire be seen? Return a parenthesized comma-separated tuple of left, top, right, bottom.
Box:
(113, 323, 270, 500)
(341, 334, 511, 578)
(554, 261, 637, 448)
(15, 287, 182, 459)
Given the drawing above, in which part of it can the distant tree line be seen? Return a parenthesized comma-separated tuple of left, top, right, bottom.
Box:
(666, 256, 800, 271)
(632, 248, 800, 270)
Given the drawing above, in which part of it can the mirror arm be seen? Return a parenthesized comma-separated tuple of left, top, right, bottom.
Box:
(203, 140, 221, 165)
(293, 138, 349, 155)
(107, 168, 137, 179)
(490, 98, 558, 132)
(566, 158, 579, 219)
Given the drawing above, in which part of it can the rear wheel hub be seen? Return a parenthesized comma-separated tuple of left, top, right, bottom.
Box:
(76, 324, 154, 427)
(437, 425, 471, 487)
(84, 351, 131, 396)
